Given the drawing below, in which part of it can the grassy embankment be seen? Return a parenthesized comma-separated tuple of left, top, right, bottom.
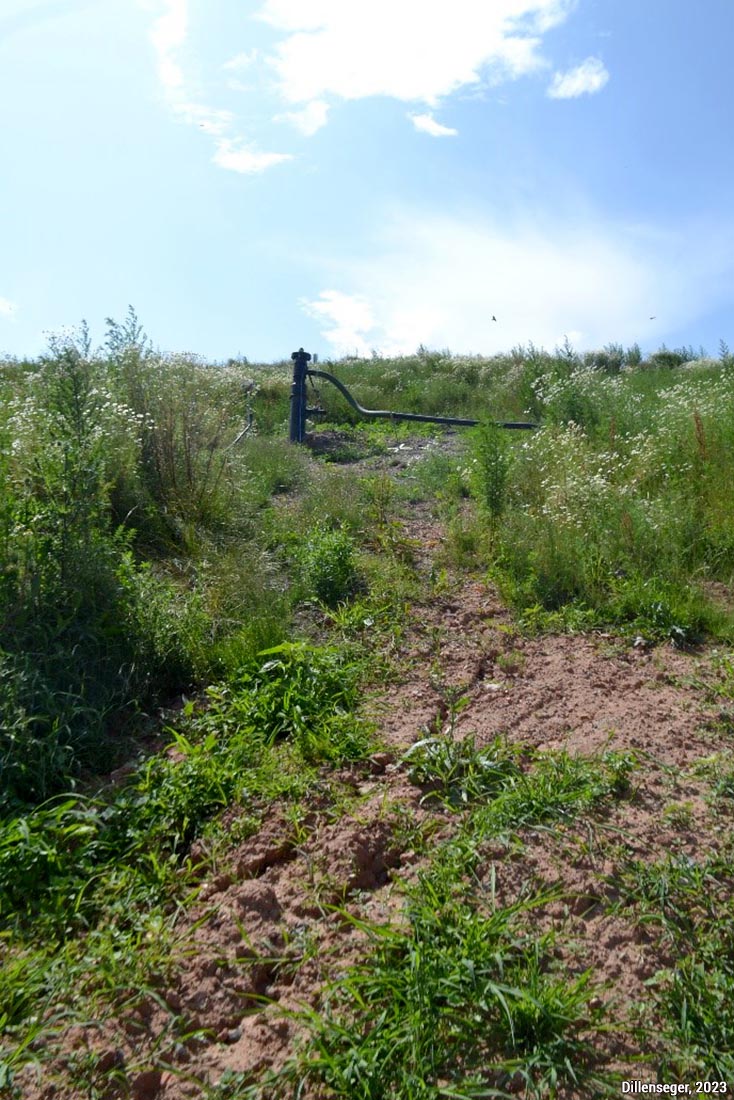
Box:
(2, 315, 734, 1094)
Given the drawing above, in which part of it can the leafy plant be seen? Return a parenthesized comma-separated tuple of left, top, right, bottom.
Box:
(404, 732, 521, 808)
(469, 422, 511, 519)
(300, 525, 363, 608)
(221, 642, 371, 762)
(470, 749, 637, 840)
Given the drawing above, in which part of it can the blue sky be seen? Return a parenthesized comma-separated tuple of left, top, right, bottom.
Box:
(1, 0, 733, 362)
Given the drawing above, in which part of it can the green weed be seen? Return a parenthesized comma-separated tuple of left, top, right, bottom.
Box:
(403, 450, 466, 503)
(613, 853, 734, 1078)
(273, 885, 606, 1099)
(404, 732, 521, 808)
(300, 526, 363, 608)
(196, 642, 372, 763)
(468, 422, 512, 520)
(469, 749, 637, 841)
(609, 853, 731, 944)
(656, 938, 734, 1079)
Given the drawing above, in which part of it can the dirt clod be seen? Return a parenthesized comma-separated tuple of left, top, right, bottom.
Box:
(131, 1068, 163, 1099)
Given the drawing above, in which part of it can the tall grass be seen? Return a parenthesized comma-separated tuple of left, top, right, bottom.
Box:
(439, 350, 734, 642)
(307, 340, 734, 640)
(0, 318, 296, 810)
(312, 342, 724, 639)
(2, 313, 427, 809)
(3, 327, 732, 808)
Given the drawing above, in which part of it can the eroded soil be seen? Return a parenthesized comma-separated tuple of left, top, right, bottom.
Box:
(18, 432, 734, 1099)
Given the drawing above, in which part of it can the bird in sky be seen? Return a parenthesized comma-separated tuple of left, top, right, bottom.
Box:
(649, 316, 656, 320)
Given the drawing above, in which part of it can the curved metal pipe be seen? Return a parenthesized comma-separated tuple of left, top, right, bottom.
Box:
(307, 369, 536, 430)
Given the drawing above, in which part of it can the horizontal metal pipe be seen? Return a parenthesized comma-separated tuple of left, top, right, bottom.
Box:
(307, 369, 537, 430)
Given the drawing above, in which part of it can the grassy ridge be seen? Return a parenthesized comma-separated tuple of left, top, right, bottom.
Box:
(3, 320, 733, 803)
(362, 346, 734, 643)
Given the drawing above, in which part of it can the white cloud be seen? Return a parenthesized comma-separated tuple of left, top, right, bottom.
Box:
(149, 0, 187, 92)
(301, 290, 377, 357)
(222, 49, 259, 71)
(0, 297, 18, 319)
(547, 56, 609, 98)
(276, 99, 330, 136)
(257, 0, 576, 106)
(213, 139, 293, 174)
(301, 210, 734, 358)
(146, 0, 292, 173)
(409, 112, 458, 137)
(529, 1, 580, 33)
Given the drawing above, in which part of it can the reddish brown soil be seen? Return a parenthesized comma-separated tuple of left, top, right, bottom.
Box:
(17, 434, 734, 1099)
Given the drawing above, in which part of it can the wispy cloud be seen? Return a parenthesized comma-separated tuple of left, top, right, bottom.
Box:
(212, 139, 292, 174)
(146, 0, 292, 173)
(301, 291, 377, 357)
(547, 56, 609, 99)
(147, 1, 597, 157)
(148, 0, 187, 93)
(409, 112, 458, 137)
(222, 49, 259, 72)
(301, 209, 734, 357)
(0, 297, 18, 319)
(276, 99, 330, 136)
(257, 0, 575, 109)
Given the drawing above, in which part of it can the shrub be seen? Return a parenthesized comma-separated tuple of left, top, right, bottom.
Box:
(300, 525, 362, 607)
(583, 343, 625, 374)
(647, 346, 694, 369)
(468, 423, 511, 519)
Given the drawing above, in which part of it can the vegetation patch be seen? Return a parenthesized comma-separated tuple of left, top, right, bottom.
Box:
(3, 322, 734, 1096)
(275, 889, 605, 1100)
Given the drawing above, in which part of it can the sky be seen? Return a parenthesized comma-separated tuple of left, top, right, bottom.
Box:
(1, 0, 733, 363)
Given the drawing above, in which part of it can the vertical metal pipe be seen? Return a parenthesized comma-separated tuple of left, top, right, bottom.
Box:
(289, 347, 311, 443)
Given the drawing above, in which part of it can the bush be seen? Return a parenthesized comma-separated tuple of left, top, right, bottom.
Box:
(300, 525, 363, 607)
(468, 423, 511, 519)
(646, 346, 695, 370)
